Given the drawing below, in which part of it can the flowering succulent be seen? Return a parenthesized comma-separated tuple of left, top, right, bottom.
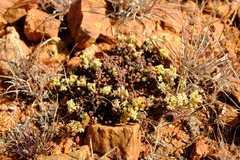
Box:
(112, 86, 129, 98)
(158, 82, 171, 93)
(65, 120, 84, 135)
(159, 48, 169, 58)
(189, 91, 203, 108)
(120, 105, 138, 123)
(100, 86, 112, 95)
(90, 58, 102, 70)
(80, 55, 90, 69)
(87, 82, 96, 92)
(132, 96, 146, 110)
(77, 77, 87, 87)
(48, 34, 208, 130)
(133, 51, 143, 58)
(177, 93, 188, 106)
(112, 68, 119, 76)
(50, 76, 61, 86)
(80, 112, 90, 126)
(66, 99, 79, 112)
(60, 85, 68, 91)
(165, 91, 202, 110)
(165, 95, 177, 110)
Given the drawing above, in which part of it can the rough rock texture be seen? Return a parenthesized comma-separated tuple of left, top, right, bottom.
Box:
(161, 8, 182, 34)
(3, 8, 26, 24)
(24, 8, 61, 42)
(84, 123, 141, 160)
(0, 26, 30, 75)
(190, 139, 209, 160)
(113, 17, 155, 47)
(67, 0, 112, 48)
(204, 1, 239, 19)
(39, 145, 91, 160)
(0, 0, 19, 16)
(0, 16, 7, 36)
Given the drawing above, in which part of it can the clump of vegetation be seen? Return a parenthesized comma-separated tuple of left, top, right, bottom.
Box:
(50, 35, 204, 135)
(6, 119, 57, 159)
(106, 0, 160, 19)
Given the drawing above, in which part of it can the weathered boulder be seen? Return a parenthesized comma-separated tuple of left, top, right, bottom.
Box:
(0, 26, 30, 75)
(24, 8, 61, 42)
(67, 0, 112, 48)
(0, 0, 19, 16)
(3, 8, 26, 24)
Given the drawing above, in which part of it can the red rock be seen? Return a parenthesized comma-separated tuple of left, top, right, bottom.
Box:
(0, 16, 7, 36)
(0, 0, 19, 15)
(84, 123, 141, 160)
(204, 1, 239, 19)
(68, 0, 111, 48)
(210, 18, 224, 41)
(24, 8, 61, 42)
(113, 17, 155, 47)
(66, 57, 81, 74)
(161, 8, 182, 34)
(79, 44, 100, 59)
(190, 139, 209, 160)
(3, 8, 26, 24)
(181, 1, 196, 13)
(39, 145, 90, 160)
(217, 101, 239, 129)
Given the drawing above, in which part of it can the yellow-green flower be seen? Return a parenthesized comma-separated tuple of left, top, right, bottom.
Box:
(189, 91, 203, 108)
(66, 120, 84, 134)
(66, 99, 79, 112)
(87, 83, 96, 92)
(165, 95, 177, 110)
(90, 58, 102, 69)
(60, 85, 68, 91)
(177, 93, 188, 106)
(159, 48, 169, 58)
(77, 78, 87, 87)
(132, 96, 146, 110)
(51, 76, 61, 86)
(100, 86, 112, 95)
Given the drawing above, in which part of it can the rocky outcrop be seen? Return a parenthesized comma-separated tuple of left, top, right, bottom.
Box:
(24, 8, 61, 42)
(67, 0, 112, 48)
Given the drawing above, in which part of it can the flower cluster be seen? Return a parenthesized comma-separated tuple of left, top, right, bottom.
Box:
(165, 91, 202, 110)
(65, 120, 85, 135)
(100, 86, 112, 95)
(143, 36, 170, 59)
(79, 55, 102, 70)
(153, 65, 178, 93)
(50, 74, 79, 91)
(80, 55, 90, 69)
(189, 91, 203, 108)
(66, 99, 79, 112)
(112, 86, 129, 99)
